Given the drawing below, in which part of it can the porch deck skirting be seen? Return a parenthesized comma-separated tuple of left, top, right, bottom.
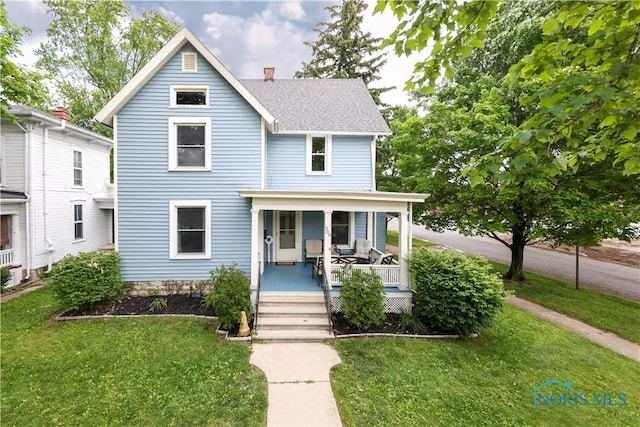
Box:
(329, 289, 413, 314)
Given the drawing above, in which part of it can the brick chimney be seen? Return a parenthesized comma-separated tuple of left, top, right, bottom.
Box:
(52, 106, 70, 121)
(264, 67, 275, 81)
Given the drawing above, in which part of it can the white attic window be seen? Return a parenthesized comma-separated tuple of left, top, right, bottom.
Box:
(182, 52, 197, 72)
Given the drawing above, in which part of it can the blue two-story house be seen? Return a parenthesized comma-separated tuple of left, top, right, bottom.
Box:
(95, 29, 426, 324)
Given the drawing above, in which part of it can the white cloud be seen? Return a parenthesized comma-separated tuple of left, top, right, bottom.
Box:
(158, 6, 185, 25)
(202, 9, 312, 79)
(278, 1, 306, 21)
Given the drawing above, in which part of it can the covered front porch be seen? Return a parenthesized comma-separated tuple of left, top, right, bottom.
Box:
(238, 189, 428, 300)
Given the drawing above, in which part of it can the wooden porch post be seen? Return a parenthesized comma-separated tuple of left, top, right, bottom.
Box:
(250, 208, 260, 290)
(367, 211, 374, 242)
(324, 210, 333, 289)
(399, 210, 409, 289)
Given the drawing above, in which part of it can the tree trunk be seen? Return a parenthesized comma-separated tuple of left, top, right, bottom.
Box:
(504, 209, 527, 282)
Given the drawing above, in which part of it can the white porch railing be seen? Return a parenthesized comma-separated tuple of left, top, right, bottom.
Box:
(0, 249, 14, 267)
(330, 264, 401, 288)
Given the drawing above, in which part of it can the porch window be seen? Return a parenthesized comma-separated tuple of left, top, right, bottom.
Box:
(332, 211, 350, 245)
(306, 135, 332, 175)
(169, 200, 211, 259)
(0, 215, 11, 249)
(73, 150, 83, 186)
(168, 117, 211, 171)
(170, 85, 209, 107)
(73, 205, 83, 240)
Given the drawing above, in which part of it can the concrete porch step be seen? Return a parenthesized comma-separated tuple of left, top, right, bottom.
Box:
(257, 316, 330, 330)
(259, 295, 325, 304)
(258, 304, 327, 317)
(254, 329, 334, 343)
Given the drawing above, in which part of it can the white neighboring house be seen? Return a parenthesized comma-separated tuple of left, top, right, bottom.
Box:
(0, 105, 114, 287)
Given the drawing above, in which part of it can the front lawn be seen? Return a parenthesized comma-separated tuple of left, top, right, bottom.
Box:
(490, 261, 640, 344)
(0, 286, 267, 426)
(386, 230, 436, 249)
(332, 305, 640, 426)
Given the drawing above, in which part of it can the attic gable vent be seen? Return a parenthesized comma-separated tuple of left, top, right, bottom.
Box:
(182, 52, 197, 72)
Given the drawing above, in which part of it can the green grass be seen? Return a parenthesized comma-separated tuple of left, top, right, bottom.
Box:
(332, 305, 640, 426)
(1, 286, 267, 426)
(386, 230, 436, 249)
(488, 261, 640, 344)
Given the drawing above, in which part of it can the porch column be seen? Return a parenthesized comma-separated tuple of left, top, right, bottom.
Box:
(251, 208, 260, 290)
(367, 211, 374, 241)
(399, 210, 409, 289)
(259, 210, 265, 274)
(323, 210, 333, 289)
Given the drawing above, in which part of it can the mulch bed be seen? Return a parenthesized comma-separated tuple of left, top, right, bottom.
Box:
(331, 312, 448, 336)
(61, 295, 216, 317)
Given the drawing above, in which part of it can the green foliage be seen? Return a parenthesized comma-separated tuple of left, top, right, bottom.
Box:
(36, 0, 179, 134)
(409, 250, 506, 337)
(148, 297, 168, 312)
(204, 265, 253, 331)
(296, 0, 392, 107)
(337, 265, 385, 331)
(0, 0, 49, 120)
(1, 287, 267, 426)
(0, 266, 11, 291)
(399, 310, 428, 334)
(50, 250, 123, 310)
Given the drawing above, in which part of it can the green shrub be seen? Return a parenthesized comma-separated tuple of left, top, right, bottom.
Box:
(50, 250, 123, 310)
(1, 267, 11, 291)
(408, 249, 506, 337)
(204, 265, 252, 331)
(337, 265, 385, 331)
(149, 297, 168, 312)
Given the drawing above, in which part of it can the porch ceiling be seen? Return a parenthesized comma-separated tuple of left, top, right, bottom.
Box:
(237, 189, 428, 213)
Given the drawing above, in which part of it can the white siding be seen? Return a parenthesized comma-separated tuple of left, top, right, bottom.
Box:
(0, 122, 26, 192)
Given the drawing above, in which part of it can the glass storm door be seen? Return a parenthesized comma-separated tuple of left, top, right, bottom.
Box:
(276, 211, 298, 261)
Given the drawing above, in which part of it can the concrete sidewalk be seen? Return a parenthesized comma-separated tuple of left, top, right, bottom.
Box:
(508, 295, 640, 362)
(251, 343, 342, 426)
(0, 283, 45, 304)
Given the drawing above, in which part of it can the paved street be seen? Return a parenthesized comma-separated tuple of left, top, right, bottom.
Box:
(389, 220, 639, 302)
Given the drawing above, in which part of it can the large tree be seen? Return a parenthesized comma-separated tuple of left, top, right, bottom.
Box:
(36, 0, 179, 134)
(377, 0, 640, 176)
(0, 0, 49, 120)
(386, 0, 639, 281)
(296, 0, 392, 106)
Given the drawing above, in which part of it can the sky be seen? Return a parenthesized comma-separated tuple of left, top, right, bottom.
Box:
(6, 0, 422, 107)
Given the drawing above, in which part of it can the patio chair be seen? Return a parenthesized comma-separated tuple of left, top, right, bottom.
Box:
(372, 253, 394, 265)
(304, 239, 323, 267)
(354, 239, 372, 262)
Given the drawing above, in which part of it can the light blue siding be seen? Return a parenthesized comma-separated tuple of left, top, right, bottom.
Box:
(117, 45, 261, 281)
(376, 212, 387, 251)
(354, 212, 367, 242)
(266, 134, 373, 190)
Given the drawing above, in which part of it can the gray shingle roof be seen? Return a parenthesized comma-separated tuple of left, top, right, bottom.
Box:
(240, 79, 390, 134)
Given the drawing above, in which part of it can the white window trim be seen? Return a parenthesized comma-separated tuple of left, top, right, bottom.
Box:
(332, 211, 355, 246)
(73, 204, 84, 241)
(168, 117, 211, 171)
(306, 134, 332, 175)
(72, 149, 83, 188)
(181, 52, 198, 73)
(169, 85, 209, 108)
(169, 200, 211, 260)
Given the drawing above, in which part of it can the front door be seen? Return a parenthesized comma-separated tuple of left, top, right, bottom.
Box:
(276, 210, 299, 261)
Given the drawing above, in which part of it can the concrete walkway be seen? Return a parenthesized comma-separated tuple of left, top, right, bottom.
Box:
(508, 295, 640, 362)
(251, 343, 342, 426)
(0, 283, 45, 303)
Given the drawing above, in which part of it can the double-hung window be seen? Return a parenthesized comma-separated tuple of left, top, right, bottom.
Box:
(168, 117, 211, 170)
(331, 211, 352, 245)
(306, 135, 332, 175)
(73, 150, 83, 186)
(170, 200, 211, 259)
(73, 205, 83, 240)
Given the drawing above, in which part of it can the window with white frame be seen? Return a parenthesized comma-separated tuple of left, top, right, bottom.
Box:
(331, 211, 351, 245)
(168, 117, 211, 170)
(306, 135, 332, 174)
(73, 204, 83, 240)
(73, 150, 83, 186)
(182, 52, 197, 72)
(170, 200, 211, 259)
(170, 85, 209, 108)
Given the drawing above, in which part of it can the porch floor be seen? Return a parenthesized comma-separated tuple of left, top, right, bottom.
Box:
(261, 262, 322, 292)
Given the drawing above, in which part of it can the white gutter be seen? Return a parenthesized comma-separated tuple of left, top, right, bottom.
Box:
(16, 121, 34, 279)
(43, 119, 66, 272)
